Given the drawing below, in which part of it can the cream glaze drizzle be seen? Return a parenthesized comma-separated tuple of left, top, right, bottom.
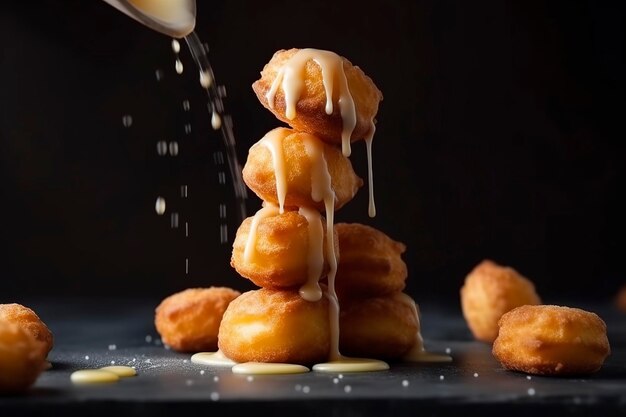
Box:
(232, 362, 309, 375)
(300, 133, 341, 361)
(210, 50, 390, 375)
(191, 350, 237, 367)
(70, 366, 137, 384)
(297, 206, 324, 302)
(312, 358, 389, 373)
(243, 203, 281, 264)
(191, 351, 309, 374)
(264, 48, 377, 219)
(398, 293, 452, 363)
(259, 128, 288, 213)
(365, 122, 376, 218)
(265, 48, 356, 158)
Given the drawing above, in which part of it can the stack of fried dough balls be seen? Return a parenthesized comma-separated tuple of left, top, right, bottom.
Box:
(220, 48, 397, 365)
(0, 303, 53, 393)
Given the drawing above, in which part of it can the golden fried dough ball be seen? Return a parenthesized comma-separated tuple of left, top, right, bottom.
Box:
(243, 128, 363, 212)
(614, 285, 626, 313)
(493, 305, 611, 376)
(218, 288, 330, 365)
(155, 287, 241, 353)
(252, 48, 383, 146)
(460, 259, 541, 343)
(0, 303, 53, 359)
(333, 223, 407, 300)
(231, 209, 338, 290)
(0, 321, 47, 393)
(339, 292, 418, 360)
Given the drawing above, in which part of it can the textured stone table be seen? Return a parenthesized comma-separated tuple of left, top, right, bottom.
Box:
(1, 296, 625, 416)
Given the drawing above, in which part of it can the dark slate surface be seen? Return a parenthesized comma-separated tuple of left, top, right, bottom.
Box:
(1, 297, 625, 416)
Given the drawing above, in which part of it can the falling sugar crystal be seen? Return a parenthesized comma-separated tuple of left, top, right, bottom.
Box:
(122, 115, 133, 127)
(155, 197, 166, 215)
(200, 70, 212, 88)
(157, 140, 168, 155)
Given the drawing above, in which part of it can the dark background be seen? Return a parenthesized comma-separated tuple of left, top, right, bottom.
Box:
(1, 1, 624, 307)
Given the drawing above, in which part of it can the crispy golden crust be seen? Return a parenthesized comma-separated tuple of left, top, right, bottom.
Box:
(333, 223, 407, 300)
(242, 128, 363, 212)
(252, 49, 383, 145)
(154, 287, 241, 353)
(218, 288, 330, 365)
(231, 209, 338, 289)
(0, 321, 47, 393)
(0, 303, 53, 359)
(339, 292, 418, 360)
(493, 305, 611, 376)
(460, 259, 541, 343)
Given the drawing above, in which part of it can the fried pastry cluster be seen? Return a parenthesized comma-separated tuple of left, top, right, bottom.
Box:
(219, 48, 418, 365)
(460, 259, 541, 343)
(0, 303, 52, 393)
(154, 287, 240, 353)
(492, 305, 610, 376)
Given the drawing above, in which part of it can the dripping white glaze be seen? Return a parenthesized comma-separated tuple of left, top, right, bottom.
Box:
(259, 128, 289, 213)
(232, 362, 309, 375)
(398, 293, 452, 363)
(190, 350, 237, 367)
(191, 352, 312, 375)
(192, 49, 388, 375)
(297, 206, 324, 302)
(312, 357, 389, 373)
(301, 133, 341, 360)
(302, 133, 333, 204)
(264, 48, 377, 218)
(265, 49, 356, 157)
(243, 203, 280, 264)
(365, 122, 376, 218)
